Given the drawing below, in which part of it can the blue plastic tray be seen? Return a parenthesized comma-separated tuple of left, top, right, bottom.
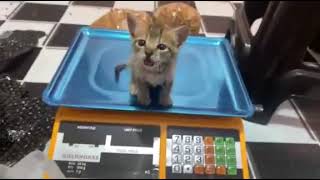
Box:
(43, 27, 254, 118)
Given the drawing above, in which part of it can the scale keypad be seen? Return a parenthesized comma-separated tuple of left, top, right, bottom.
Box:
(171, 135, 238, 176)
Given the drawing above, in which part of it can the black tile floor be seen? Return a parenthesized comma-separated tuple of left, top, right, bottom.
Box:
(72, 1, 115, 7)
(24, 82, 48, 98)
(291, 97, 320, 141)
(247, 142, 320, 179)
(195, 33, 206, 37)
(3, 47, 42, 80)
(202, 15, 232, 34)
(234, 3, 243, 9)
(11, 3, 68, 22)
(47, 24, 87, 47)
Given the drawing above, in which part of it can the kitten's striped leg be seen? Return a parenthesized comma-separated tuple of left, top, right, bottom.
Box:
(136, 81, 151, 106)
(130, 76, 138, 95)
(159, 81, 173, 107)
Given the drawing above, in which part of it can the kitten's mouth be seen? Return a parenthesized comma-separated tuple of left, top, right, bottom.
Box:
(144, 58, 155, 67)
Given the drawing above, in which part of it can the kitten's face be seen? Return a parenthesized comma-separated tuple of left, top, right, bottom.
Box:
(127, 14, 189, 73)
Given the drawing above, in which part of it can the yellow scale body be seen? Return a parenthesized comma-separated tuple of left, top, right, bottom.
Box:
(45, 107, 249, 179)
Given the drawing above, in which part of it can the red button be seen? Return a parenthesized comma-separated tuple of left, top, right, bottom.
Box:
(204, 136, 214, 146)
(205, 146, 214, 154)
(194, 165, 205, 175)
(216, 166, 227, 176)
(205, 154, 214, 164)
(205, 165, 215, 175)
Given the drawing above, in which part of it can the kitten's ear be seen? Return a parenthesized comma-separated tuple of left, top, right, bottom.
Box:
(127, 13, 138, 37)
(172, 25, 189, 47)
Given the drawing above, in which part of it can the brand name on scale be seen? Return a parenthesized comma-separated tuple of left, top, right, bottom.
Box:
(123, 128, 143, 133)
(77, 126, 96, 130)
(62, 154, 99, 161)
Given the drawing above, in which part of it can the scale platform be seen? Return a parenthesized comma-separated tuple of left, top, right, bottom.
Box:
(43, 28, 253, 179)
(43, 27, 254, 118)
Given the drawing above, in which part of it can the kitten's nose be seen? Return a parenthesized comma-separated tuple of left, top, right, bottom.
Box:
(145, 51, 152, 58)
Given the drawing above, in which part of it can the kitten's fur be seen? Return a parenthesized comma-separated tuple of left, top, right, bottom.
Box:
(119, 14, 189, 106)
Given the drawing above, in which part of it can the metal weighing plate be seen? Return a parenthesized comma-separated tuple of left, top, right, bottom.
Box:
(43, 27, 254, 118)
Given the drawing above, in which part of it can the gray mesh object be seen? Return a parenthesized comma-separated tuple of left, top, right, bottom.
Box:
(0, 30, 45, 72)
(0, 75, 55, 166)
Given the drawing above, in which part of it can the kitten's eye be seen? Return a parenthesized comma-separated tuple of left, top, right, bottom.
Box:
(137, 39, 146, 47)
(157, 44, 167, 50)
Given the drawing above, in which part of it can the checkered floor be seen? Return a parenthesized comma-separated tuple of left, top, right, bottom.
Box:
(0, 1, 244, 84)
(1, 1, 320, 178)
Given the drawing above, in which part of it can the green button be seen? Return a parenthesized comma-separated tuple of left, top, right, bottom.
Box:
(228, 166, 237, 176)
(215, 137, 224, 146)
(215, 155, 226, 166)
(215, 145, 226, 155)
(226, 138, 235, 146)
(226, 156, 237, 166)
(226, 146, 236, 156)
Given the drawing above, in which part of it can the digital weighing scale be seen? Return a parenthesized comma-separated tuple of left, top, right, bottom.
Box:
(43, 28, 254, 179)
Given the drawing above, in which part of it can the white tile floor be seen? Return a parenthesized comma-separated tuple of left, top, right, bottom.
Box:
(24, 48, 67, 83)
(114, 1, 155, 11)
(244, 101, 316, 144)
(25, 1, 70, 5)
(205, 32, 226, 37)
(60, 5, 110, 25)
(195, 1, 234, 17)
(0, 1, 21, 20)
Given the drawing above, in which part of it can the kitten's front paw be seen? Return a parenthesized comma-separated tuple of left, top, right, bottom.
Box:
(159, 97, 173, 107)
(137, 96, 151, 106)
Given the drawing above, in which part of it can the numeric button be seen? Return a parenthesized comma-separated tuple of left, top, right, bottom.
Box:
(194, 145, 203, 155)
(172, 164, 182, 174)
(183, 155, 193, 164)
(194, 155, 204, 165)
(183, 145, 193, 154)
(183, 165, 193, 174)
(194, 136, 203, 144)
(172, 154, 182, 164)
(172, 144, 182, 154)
(183, 135, 192, 145)
(172, 135, 182, 144)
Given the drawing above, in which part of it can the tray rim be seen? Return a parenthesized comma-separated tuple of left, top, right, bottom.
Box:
(42, 27, 255, 118)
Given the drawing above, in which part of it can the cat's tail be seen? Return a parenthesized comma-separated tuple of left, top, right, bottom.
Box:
(115, 64, 127, 83)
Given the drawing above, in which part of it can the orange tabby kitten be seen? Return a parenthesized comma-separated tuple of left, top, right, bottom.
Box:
(124, 14, 189, 106)
(91, 3, 200, 106)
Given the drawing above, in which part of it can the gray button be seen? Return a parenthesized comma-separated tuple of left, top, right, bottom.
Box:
(194, 155, 204, 165)
(172, 135, 182, 144)
(183, 145, 193, 154)
(183, 155, 193, 165)
(183, 165, 193, 174)
(172, 164, 182, 174)
(194, 136, 203, 144)
(172, 154, 182, 164)
(172, 144, 182, 154)
(183, 135, 192, 145)
(194, 145, 203, 155)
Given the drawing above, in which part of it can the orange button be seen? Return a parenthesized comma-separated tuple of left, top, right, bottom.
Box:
(216, 166, 227, 176)
(205, 154, 214, 164)
(194, 165, 205, 175)
(205, 165, 215, 175)
(204, 136, 214, 146)
(205, 146, 214, 154)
